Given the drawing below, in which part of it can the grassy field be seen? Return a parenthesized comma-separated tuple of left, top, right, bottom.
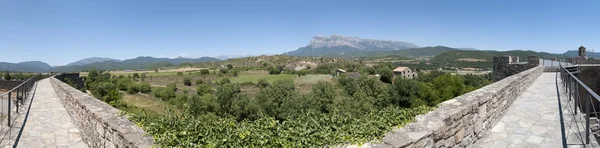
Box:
(80, 67, 208, 77)
(119, 93, 179, 116)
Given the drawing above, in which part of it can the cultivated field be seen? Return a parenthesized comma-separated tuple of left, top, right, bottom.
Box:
(80, 67, 208, 77)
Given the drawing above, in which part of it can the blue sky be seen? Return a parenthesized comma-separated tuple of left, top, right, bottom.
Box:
(1, 0, 599, 66)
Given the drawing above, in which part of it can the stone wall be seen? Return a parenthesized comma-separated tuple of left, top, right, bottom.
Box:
(49, 77, 153, 148)
(0, 80, 24, 90)
(575, 66, 600, 115)
(492, 55, 540, 81)
(55, 73, 85, 90)
(355, 66, 543, 148)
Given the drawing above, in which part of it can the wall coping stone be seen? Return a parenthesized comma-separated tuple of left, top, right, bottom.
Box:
(50, 77, 154, 147)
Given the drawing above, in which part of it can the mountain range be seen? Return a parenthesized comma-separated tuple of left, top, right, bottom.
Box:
(2, 35, 598, 73)
(0, 61, 53, 73)
(0, 56, 220, 73)
(283, 35, 419, 56)
(66, 57, 121, 66)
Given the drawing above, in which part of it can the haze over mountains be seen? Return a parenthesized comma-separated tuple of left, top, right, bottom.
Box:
(1, 35, 597, 73)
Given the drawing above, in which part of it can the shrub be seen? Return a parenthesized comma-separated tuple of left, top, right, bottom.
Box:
(116, 78, 132, 91)
(257, 79, 269, 88)
(196, 84, 213, 96)
(216, 78, 230, 85)
(92, 82, 121, 103)
(231, 70, 239, 77)
(195, 79, 204, 85)
(153, 86, 176, 101)
(139, 82, 152, 94)
(127, 83, 140, 94)
(183, 77, 192, 86)
(220, 68, 229, 74)
(188, 94, 220, 116)
(200, 69, 210, 75)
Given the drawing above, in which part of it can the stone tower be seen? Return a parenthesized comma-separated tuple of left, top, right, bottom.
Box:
(579, 46, 587, 57)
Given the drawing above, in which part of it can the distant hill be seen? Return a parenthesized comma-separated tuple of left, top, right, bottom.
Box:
(562, 50, 600, 58)
(283, 35, 419, 56)
(50, 56, 220, 72)
(431, 50, 563, 68)
(0, 61, 52, 72)
(66, 57, 121, 66)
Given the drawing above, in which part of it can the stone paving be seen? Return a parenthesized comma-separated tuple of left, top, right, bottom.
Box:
(474, 73, 598, 148)
(17, 79, 88, 148)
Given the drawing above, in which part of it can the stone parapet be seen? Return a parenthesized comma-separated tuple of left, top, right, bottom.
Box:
(350, 66, 543, 148)
(49, 77, 153, 148)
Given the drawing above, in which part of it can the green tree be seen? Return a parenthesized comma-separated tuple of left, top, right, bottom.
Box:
(256, 79, 298, 119)
(387, 77, 420, 108)
(311, 81, 336, 112)
(200, 69, 210, 75)
(231, 70, 239, 77)
(214, 83, 241, 114)
(116, 78, 132, 91)
(88, 69, 100, 82)
(132, 73, 140, 79)
(140, 73, 147, 81)
(432, 74, 467, 101)
(257, 79, 270, 88)
(418, 71, 447, 83)
(188, 94, 220, 116)
(195, 79, 204, 85)
(183, 77, 192, 86)
(227, 64, 233, 70)
(338, 74, 358, 96)
(216, 77, 230, 85)
(92, 82, 121, 103)
(230, 94, 262, 120)
(376, 66, 393, 83)
(3, 71, 10, 80)
(267, 66, 282, 75)
(139, 82, 152, 94)
(127, 83, 140, 94)
(220, 68, 229, 74)
(196, 84, 213, 96)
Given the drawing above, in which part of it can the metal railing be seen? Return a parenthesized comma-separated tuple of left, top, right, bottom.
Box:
(558, 62, 600, 147)
(0, 77, 36, 146)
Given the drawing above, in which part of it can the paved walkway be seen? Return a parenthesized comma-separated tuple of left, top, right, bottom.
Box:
(18, 79, 87, 147)
(474, 73, 597, 148)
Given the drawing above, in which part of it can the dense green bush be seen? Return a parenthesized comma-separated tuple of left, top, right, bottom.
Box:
(127, 83, 140, 94)
(257, 79, 270, 88)
(183, 77, 192, 86)
(139, 82, 152, 94)
(196, 84, 213, 96)
(130, 106, 434, 147)
(200, 69, 210, 75)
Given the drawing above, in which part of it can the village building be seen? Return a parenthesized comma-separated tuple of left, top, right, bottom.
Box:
(392, 66, 417, 79)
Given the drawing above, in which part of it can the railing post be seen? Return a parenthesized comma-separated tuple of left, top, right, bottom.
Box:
(586, 93, 591, 144)
(15, 87, 19, 110)
(7, 92, 11, 127)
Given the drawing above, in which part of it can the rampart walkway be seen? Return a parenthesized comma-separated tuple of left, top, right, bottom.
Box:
(18, 79, 88, 147)
(474, 73, 597, 147)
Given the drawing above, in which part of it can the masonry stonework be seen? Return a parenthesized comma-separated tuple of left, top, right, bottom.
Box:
(348, 66, 543, 148)
(49, 77, 153, 148)
(492, 56, 540, 81)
